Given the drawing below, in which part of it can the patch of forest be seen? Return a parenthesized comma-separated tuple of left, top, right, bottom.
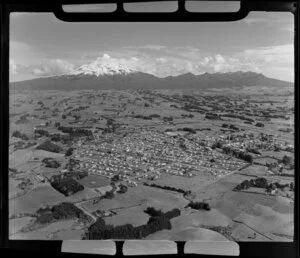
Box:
(34, 202, 90, 224)
(234, 177, 294, 192)
(36, 141, 63, 153)
(50, 173, 86, 196)
(84, 207, 181, 240)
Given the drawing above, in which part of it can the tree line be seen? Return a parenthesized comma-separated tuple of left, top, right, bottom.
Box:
(57, 126, 93, 137)
(84, 207, 181, 240)
(234, 177, 294, 192)
(12, 130, 29, 140)
(36, 141, 63, 153)
(222, 146, 253, 163)
(221, 114, 254, 123)
(143, 182, 190, 195)
(35, 202, 89, 225)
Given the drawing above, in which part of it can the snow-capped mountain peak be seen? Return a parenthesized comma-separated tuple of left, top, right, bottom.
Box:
(70, 55, 138, 76)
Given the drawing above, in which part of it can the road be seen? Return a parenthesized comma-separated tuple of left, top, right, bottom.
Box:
(74, 197, 147, 224)
(74, 202, 97, 222)
(197, 164, 249, 190)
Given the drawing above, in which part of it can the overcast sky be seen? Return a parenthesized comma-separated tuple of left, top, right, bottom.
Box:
(9, 3, 294, 82)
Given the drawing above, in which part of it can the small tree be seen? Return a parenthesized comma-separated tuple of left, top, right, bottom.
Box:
(290, 182, 294, 191)
(103, 190, 114, 199)
(282, 155, 292, 166)
(117, 184, 128, 194)
(255, 122, 265, 127)
(65, 147, 74, 157)
(212, 141, 223, 149)
(42, 158, 61, 168)
(111, 175, 120, 182)
(274, 145, 281, 152)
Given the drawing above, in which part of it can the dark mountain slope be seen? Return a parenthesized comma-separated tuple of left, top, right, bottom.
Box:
(10, 71, 293, 91)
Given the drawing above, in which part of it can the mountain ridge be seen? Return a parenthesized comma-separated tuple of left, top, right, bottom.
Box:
(10, 70, 293, 91)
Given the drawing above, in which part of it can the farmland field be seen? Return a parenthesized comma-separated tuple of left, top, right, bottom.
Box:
(77, 175, 111, 188)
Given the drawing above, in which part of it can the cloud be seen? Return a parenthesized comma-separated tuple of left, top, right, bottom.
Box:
(238, 44, 294, 81)
(10, 57, 76, 79)
(118, 44, 293, 80)
(10, 40, 48, 66)
(31, 44, 294, 81)
(84, 51, 256, 78)
(30, 59, 75, 77)
(156, 57, 167, 63)
(9, 59, 18, 75)
(186, 44, 293, 81)
(10, 41, 294, 82)
(103, 53, 110, 59)
(9, 59, 29, 75)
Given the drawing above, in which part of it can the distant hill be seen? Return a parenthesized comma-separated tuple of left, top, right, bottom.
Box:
(10, 59, 293, 91)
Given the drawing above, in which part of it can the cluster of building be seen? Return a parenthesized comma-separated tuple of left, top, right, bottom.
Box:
(72, 128, 248, 186)
(220, 132, 291, 153)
